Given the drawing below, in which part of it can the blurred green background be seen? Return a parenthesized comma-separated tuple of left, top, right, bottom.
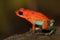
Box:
(0, 0, 60, 39)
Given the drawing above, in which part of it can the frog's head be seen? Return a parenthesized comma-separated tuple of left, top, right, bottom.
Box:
(16, 8, 25, 18)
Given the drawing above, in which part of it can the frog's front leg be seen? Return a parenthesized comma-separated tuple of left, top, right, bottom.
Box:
(27, 19, 35, 32)
(29, 20, 40, 33)
(30, 21, 35, 32)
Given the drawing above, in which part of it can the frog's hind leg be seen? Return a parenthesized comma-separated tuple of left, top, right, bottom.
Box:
(42, 21, 48, 30)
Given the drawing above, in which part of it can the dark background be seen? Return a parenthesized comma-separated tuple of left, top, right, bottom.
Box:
(0, 0, 60, 39)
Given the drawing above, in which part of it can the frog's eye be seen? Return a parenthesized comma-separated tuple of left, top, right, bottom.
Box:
(18, 11, 23, 15)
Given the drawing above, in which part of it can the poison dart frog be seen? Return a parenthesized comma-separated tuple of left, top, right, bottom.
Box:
(15, 8, 54, 32)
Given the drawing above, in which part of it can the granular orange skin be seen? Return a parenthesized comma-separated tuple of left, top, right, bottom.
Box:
(16, 8, 50, 31)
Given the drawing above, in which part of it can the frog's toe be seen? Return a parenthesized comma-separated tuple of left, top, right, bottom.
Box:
(44, 28, 56, 36)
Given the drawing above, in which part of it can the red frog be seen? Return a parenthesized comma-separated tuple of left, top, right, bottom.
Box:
(15, 8, 54, 32)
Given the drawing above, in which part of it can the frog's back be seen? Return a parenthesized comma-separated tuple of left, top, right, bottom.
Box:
(28, 10, 50, 21)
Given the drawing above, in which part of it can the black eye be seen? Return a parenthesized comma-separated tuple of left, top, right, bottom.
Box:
(19, 11, 23, 15)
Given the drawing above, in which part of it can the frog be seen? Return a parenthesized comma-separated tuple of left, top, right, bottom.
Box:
(15, 8, 55, 35)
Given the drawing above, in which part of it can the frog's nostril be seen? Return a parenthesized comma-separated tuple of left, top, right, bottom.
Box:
(18, 11, 23, 15)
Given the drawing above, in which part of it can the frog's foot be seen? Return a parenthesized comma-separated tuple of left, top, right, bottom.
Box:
(29, 26, 56, 36)
(33, 27, 56, 36)
(28, 27, 41, 35)
(43, 27, 56, 36)
(35, 27, 41, 31)
(30, 27, 42, 35)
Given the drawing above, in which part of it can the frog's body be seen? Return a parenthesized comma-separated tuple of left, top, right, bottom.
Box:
(15, 8, 55, 34)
